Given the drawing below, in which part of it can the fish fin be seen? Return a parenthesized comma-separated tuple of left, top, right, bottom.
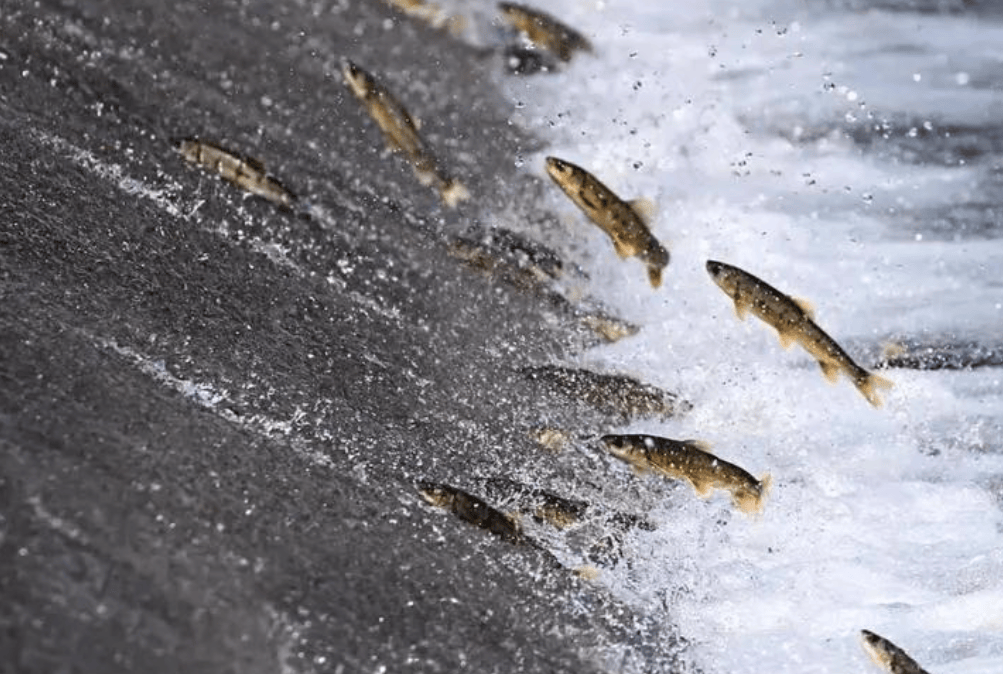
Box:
(631, 464, 649, 476)
(880, 341, 906, 360)
(790, 296, 815, 319)
(777, 328, 796, 349)
(690, 478, 714, 499)
(681, 439, 712, 452)
(611, 237, 633, 259)
(412, 167, 437, 187)
(440, 180, 470, 208)
(243, 156, 266, 173)
(758, 473, 773, 502)
(646, 264, 663, 288)
(733, 298, 750, 321)
(628, 198, 657, 224)
(573, 565, 600, 581)
(857, 372, 894, 408)
(819, 359, 841, 383)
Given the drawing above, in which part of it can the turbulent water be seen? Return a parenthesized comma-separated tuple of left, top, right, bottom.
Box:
(479, 1, 1003, 673)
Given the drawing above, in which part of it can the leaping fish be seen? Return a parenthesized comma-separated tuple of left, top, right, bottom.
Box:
(706, 260, 894, 407)
(383, 0, 466, 35)
(860, 630, 932, 674)
(176, 139, 296, 209)
(418, 481, 525, 544)
(545, 156, 669, 288)
(341, 59, 470, 208)
(498, 2, 592, 62)
(601, 434, 771, 515)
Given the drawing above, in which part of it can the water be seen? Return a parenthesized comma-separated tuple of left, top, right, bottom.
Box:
(485, 1, 1003, 672)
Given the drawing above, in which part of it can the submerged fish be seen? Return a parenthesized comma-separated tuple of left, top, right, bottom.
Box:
(418, 481, 524, 544)
(860, 630, 932, 674)
(545, 156, 668, 288)
(706, 260, 893, 407)
(498, 2, 592, 62)
(341, 59, 470, 208)
(601, 434, 771, 515)
(176, 139, 296, 209)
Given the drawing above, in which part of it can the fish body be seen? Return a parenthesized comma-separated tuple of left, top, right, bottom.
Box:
(545, 156, 668, 287)
(601, 434, 771, 515)
(341, 60, 469, 207)
(860, 630, 931, 674)
(498, 2, 592, 62)
(706, 260, 893, 407)
(418, 481, 524, 544)
(176, 139, 296, 209)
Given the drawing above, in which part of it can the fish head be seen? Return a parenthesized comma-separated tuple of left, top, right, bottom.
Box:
(544, 156, 581, 189)
(175, 138, 200, 162)
(860, 630, 895, 668)
(705, 259, 740, 296)
(600, 434, 649, 461)
(341, 59, 372, 98)
(417, 481, 452, 507)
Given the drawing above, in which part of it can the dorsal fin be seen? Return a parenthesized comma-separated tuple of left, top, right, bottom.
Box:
(628, 198, 657, 224)
(682, 439, 712, 452)
(243, 156, 266, 173)
(790, 296, 814, 319)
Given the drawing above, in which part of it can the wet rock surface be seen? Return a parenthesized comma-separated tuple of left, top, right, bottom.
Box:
(0, 1, 692, 672)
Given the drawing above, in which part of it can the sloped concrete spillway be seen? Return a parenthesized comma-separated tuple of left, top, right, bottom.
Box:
(0, 1, 692, 672)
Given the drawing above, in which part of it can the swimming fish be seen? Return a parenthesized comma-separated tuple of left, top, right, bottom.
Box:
(706, 259, 894, 407)
(418, 481, 524, 544)
(545, 156, 668, 288)
(860, 630, 932, 674)
(498, 2, 592, 62)
(601, 434, 771, 515)
(176, 139, 296, 209)
(341, 59, 470, 208)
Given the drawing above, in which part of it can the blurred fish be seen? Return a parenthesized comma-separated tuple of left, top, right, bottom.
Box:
(706, 259, 893, 407)
(341, 59, 469, 208)
(176, 139, 296, 209)
(860, 630, 931, 674)
(383, 0, 466, 35)
(498, 2, 592, 62)
(601, 434, 771, 515)
(418, 481, 525, 544)
(545, 156, 669, 287)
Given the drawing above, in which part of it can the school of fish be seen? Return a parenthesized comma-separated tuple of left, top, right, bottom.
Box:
(161, 2, 941, 671)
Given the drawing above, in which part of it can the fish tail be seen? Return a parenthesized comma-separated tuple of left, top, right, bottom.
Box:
(441, 179, 470, 208)
(646, 264, 663, 288)
(856, 371, 894, 408)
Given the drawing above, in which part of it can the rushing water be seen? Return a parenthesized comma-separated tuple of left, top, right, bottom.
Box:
(484, 1, 1003, 672)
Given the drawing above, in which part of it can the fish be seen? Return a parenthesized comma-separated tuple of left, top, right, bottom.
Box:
(601, 434, 771, 515)
(383, 0, 466, 35)
(545, 156, 669, 288)
(498, 2, 592, 62)
(706, 259, 894, 407)
(341, 59, 470, 208)
(176, 139, 296, 209)
(860, 630, 932, 674)
(418, 481, 525, 544)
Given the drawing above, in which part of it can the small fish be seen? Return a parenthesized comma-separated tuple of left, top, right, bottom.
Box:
(601, 434, 771, 515)
(341, 59, 469, 208)
(176, 139, 296, 209)
(545, 156, 668, 288)
(418, 481, 524, 544)
(498, 2, 592, 62)
(383, 0, 466, 35)
(706, 260, 894, 407)
(860, 630, 932, 674)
